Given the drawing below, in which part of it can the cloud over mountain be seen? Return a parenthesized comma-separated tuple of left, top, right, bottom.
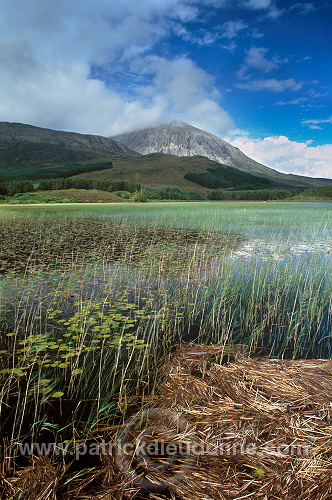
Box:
(0, 0, 233, 138)
(0, 0, 331, 178)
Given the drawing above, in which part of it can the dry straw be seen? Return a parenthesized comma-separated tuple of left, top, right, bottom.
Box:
(112, 343, 332, 499)
(4, 343, 332, 499)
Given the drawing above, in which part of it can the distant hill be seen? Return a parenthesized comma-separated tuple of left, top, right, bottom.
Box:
(113, 122, 332, 187)
(0, 122, 134, 154)
(0, 122, 135, 179)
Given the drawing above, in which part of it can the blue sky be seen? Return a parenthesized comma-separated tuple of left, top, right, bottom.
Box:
(0, 0, 331, 177)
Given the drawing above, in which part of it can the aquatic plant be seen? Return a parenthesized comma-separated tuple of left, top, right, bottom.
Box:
(0, 201, 331, 495)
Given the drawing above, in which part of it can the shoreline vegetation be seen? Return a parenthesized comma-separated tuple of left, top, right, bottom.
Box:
(0, 176, 332, 204)
(0, 203, 332, 498)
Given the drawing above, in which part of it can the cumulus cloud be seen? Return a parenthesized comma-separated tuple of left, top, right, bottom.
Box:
(230, 134, 332, 178)
(130, 55, 233, 135)
(236, 78, 303, 92)
(0, 0, 233, 137)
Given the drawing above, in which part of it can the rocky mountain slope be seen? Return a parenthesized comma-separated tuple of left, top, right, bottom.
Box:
(114, 122, 332, 187)
(0, 122, 134, 155)
(1, 121, 331, 188)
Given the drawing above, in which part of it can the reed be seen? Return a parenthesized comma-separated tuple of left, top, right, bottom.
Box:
(0, 201, 331, 497)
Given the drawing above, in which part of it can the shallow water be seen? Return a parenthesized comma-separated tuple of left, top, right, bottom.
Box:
(1, 201, 332, 358)
(229, 236, 332, 263)
(3, 201, 331, 263)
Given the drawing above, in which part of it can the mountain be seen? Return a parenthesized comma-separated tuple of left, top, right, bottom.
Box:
(1, 121, 331, 189)
(0, 122, 134, 155)
(113, 122, 332, 187)
(0, 122, 135, 180)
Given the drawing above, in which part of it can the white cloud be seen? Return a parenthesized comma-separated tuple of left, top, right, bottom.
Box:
(243, 0, 273, 7)
(221, 41, 237, 52)
(131, 55, 234, 136)
(276, 97, 309, 106)
(242, 0, 283, 18)
(0, 0, 234, 137)
(290, 3, 316, 15)
(276, 89, 328, 108)
(302, 116, 332, 128)
(220, 20, 247, 39)
(177, 27, 220, 46)
(236, 78, 303, 92)
(237, 46, 288, 81)
(244, 46, 279, 72)
(230, 134, 332, 178)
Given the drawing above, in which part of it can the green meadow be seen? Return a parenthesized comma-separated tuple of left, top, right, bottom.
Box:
(0, 201, 332, 489)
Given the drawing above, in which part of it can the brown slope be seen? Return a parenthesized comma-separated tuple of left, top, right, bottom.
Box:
(74, 153, 232, 193)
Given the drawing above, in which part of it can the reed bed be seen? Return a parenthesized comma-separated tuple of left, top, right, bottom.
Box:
(0, 203, 331, 498)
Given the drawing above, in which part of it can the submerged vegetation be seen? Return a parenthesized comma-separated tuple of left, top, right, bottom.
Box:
(0, 202, 331, 497)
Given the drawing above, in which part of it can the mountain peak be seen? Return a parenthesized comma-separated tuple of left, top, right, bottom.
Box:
(113, 121, 230, 159)
(113, 123, 332, 187)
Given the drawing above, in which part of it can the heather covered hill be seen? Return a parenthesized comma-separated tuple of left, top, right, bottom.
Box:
(1, 121, 331, 189)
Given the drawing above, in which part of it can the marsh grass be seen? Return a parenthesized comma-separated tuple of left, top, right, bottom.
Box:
(0, 214, 235, 489)
(0, 202, 331, 497)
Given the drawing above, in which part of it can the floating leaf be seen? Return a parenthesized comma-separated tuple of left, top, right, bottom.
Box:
(39, 379, 51, 386)
(72, 368, 83, 375)
(58, 363, 69, 369)
(51, 391, 64, 398)
(0, 368, 26, 376)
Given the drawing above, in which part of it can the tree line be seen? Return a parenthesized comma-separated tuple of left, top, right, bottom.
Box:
(1, 177, 330, 201)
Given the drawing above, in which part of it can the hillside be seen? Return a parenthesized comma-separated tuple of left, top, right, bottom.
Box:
(0, 142, 118, 179)
(0, 122, 138, 180)
(75, 153, 294, 193)
(0, 121, 331, 190)
(0, 124, 137, 180)
(0, 122, 134, 154)
(113, 122, 332, 188)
